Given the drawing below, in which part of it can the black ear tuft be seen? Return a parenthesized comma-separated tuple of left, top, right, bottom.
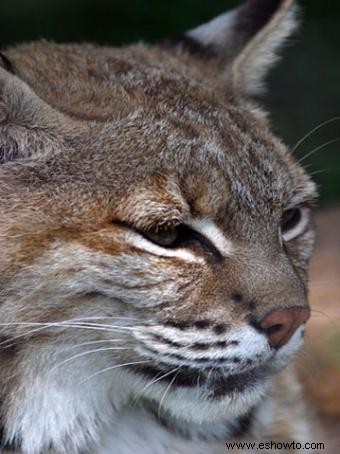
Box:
(0, 52, 15, 75)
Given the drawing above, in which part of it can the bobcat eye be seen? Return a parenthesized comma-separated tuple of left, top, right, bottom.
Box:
(142, 228, 179, 247)
(139, 224, 223, 260)
(280, 208, 308, 241)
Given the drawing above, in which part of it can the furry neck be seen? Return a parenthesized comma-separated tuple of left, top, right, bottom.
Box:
(2, 359, 264, 454)
(100, 402, 255, 454)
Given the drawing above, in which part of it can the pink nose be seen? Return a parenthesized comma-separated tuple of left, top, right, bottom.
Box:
(260, 307, 310, 348)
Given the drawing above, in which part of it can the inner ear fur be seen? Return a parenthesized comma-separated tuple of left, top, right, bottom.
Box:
(165, 0, 298, 96)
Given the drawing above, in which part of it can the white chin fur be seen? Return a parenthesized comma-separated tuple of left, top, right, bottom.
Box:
(123, 369, 269, 424)
(150, 381, 269, 424)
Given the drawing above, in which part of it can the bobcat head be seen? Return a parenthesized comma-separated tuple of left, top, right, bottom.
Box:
(0, 0, 316, 452)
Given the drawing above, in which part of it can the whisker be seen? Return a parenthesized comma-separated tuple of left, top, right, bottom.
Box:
(309, 167, 340, 177)
(0, 312, 140, 325)
(295, 348, 317, 365)
(49, 346, 132, 373)
(206, 366, 214, 383)
(294, 353, 318, 373)
(297, 138, 339, 164)
(292, 117, 340, 153)
(0, 323, 136, 348)
(130, 366, 180, 408)
(310, 309, 334, 319)
(67, 339, 126, 349)
(51, 315, 141, 323)
(196, 370, 202, 394)
(0, 320, 139, 331)
(1, 338, 127, 351)
(0, 325, 54, 348)
(307, 321, 340, 335)
(157, 369, 180, 419)
(309, 309, 340, 330)
(141, 367, 180, 396)
(80, 360, 151, 384)
(63, 322, 138, 331)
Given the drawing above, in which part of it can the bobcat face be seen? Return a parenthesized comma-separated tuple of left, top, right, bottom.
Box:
(0, 0, 317, 452)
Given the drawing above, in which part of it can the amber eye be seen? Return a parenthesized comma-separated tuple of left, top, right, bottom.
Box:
(142, 228, 179, 247)
(280, 208, 307, 241)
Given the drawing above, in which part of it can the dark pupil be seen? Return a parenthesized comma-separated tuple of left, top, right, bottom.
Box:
(281, 209, 301, 233)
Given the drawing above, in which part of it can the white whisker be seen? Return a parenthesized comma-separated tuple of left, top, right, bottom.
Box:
(297, 138, 339, 164)
(133, 367, 180, 407)
(63, 322, 138, 331)
(309, 168, 339, 177)
(0, 323, 136, 348)
(292, 117, 340, 153)
(0, 321, 138, 331)
(196, 370, 202, 395)
(80, 360, 151, 384)
(0, 326, 54, 348)
(68, 339, 126, 349)
(51, 315, 141, 323)
(50, 347, 132, 373)
(157, 369, 179, 419)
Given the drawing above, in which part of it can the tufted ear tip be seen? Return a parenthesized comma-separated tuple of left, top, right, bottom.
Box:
(165, 0, 299, 97)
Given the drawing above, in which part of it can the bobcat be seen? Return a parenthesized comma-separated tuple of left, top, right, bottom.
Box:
(0, 0, 322, 453)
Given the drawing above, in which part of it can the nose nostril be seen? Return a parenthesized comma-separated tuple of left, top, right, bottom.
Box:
(265, 324, 283, 336)
(258, 306, 310, 348)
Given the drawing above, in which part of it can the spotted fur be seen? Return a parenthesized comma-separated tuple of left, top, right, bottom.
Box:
(0, 1, 322, 453)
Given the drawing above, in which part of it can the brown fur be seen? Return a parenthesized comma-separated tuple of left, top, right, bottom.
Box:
(0, 1, 323, 453)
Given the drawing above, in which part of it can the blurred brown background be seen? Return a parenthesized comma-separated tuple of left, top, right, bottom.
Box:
(303, 208, 340, 443)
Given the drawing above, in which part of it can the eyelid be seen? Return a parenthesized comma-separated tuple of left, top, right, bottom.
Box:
(284, 201, 314, 211)
(124, 228, 203, 263)
(281, 207, 310, 242)
(112, 218, 180, 234)
(125, 221, 224, 263)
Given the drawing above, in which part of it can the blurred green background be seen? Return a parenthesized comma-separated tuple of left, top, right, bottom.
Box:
(0, 0, 339, 205)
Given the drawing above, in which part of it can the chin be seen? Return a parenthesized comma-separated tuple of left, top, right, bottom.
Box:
(163, 381, 270, 424)
(127, 365, 270, 424)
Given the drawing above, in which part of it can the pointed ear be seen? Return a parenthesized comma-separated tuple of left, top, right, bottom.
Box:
(0, 54, 84, 165)
(168, 0, 298, 96)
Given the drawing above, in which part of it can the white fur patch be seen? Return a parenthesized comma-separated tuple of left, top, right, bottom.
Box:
(187, 10, 237, 50)
(187, 218, 233, 256)
(125, 230, 203, 263)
